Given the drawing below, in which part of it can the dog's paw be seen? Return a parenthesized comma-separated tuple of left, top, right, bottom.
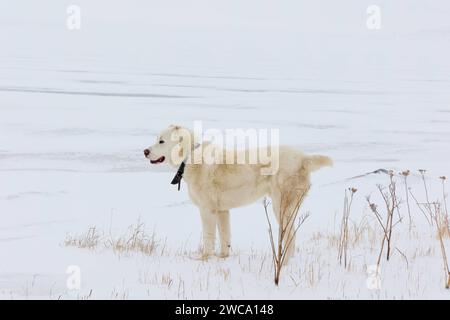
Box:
(188, 252, 212, 261)
(216, 252, 230, 259)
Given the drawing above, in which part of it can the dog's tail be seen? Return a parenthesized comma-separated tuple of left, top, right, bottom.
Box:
(302, 154, 333, 172)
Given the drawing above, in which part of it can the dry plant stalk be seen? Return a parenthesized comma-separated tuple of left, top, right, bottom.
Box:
(350, 215, 370, 247)
(409, 189, 432, 225)
(65, 220, 160, 256)
(418, 169, 434, 224)
(366, 172, 402, 268)
(440, 176, 450, 238)
(401, 170, 413, 228)
(106, 221, 159, 255)
(263, 178, 310, 286)
(410, 170, 446, 227)
(337, 187, 357, 268)
(433, 200, 450, 289)
(64, 227, 100, 249)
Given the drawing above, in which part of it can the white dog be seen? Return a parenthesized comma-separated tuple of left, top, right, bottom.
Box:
(144, 125, 332, 262)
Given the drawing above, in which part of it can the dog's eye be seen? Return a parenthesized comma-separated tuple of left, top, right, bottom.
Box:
(159, 140, 165, 144)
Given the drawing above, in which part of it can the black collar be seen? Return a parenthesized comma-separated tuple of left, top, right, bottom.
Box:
(170, 161, 186, 191)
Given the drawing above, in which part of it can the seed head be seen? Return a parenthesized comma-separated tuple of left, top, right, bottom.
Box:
(369, 203, 377, 212)
(349, 187, 357, 194)
(401, 170, 410, 177)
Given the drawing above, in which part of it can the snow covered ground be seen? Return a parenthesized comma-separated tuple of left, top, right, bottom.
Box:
(1, 0, 450, 299)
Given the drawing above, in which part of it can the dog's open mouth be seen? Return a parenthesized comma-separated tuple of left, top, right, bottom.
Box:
(150, 156, 165, 164)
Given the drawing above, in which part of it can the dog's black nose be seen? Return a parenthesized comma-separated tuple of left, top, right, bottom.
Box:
(143, 149, 150, 156)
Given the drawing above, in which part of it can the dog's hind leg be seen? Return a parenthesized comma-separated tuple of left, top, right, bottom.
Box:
(270, 190, 292, 264)
(281, 205, 297, 264)
(271, 196, 296, 265)
(200, 208, 217, 258)
(217, 210, 231, 258)
(271, 182, 308, 264)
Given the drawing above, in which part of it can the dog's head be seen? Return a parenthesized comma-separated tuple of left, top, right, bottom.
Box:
(143, 125, 195, 167)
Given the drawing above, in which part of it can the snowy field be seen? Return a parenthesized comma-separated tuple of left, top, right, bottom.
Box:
(1, 1, 450, 299)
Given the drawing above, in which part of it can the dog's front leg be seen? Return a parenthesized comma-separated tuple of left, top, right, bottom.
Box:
(217, 210, 231, 258)
(200, 208, 217, 258)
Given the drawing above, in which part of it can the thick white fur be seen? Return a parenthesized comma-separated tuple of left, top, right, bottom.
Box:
(145, 125, 332, 262)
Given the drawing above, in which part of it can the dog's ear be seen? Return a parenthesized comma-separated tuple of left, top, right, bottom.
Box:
(169, 125, 185, 143)
(169, 124, 181, 131)
(170, 127, 193, 165)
